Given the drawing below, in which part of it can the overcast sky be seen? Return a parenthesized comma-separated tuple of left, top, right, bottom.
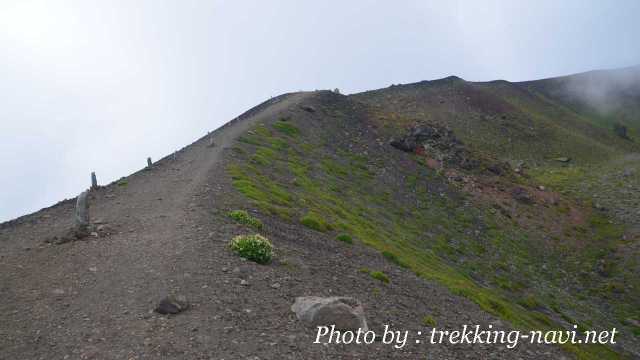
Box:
(1, 0, 639, 222)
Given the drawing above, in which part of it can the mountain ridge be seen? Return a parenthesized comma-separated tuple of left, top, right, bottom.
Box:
(1, 67, 639, 359)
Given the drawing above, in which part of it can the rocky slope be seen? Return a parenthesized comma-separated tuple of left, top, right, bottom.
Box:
(1, 68, 639, 359)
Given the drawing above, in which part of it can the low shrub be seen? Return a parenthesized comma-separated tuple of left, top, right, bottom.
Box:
(370, 271, 390, 283)
(336, 234, 353, 244)
(228, 210, 263, 229)
(422, 315, 437, 327)
(229, 234, 273, 264)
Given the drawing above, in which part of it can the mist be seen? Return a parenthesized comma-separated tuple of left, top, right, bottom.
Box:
(561, 66, 640, 115)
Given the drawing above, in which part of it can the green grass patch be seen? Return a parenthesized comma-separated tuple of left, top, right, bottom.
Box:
(589, 213, 624, 242)
(336, 233, 353, 244)
(531, 166, 586, 191)
(422, 315, 437, 327)
(370, 270, 390, 283)
(300, 213, 331, 232)
(251, 147, 277, 166)
(269, 138, 289, 150)
(321, 158, 349, 177)
(273, 120, 299, 136)
(227, 209, 263, 230)
(517, 294, 544, 310)
(382, 250, 409, 268)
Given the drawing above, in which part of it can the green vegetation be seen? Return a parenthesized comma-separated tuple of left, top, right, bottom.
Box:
(336, 233, 353, 244)
(530, 166, 586, 191)
(227, 209, 263, 230)
(422, 315, 437, 327)
(382, 250, 409, 268)
(370, 271, 390, 283)
(517, 294, 543, 310)
(252, 147, 277, 166)
(300, 213, 331, 232)
(273, 120, 299, 136)
(360, 268, 390, 283)
(226, 106, 632, 359)
(229, 234, 273, 264)
(117, 179, 128, 186)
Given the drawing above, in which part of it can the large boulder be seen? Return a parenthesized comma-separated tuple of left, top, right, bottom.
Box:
(155, 294, 190, 315)
(390, 126, 448, 153)
(390, 125, 479, 170)
(291, 296, 368, 331)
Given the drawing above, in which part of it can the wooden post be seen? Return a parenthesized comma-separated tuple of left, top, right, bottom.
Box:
(91, 172, 98, 190)
(74, 190, 90, 238)
(147, 157, 152, 167)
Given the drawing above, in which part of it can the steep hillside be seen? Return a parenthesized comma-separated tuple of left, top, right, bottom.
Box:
(0, 92, 568, 360)
(351, 70, 640, 357)
(229, 86, 639, 358)
(1, 68, 639, 360)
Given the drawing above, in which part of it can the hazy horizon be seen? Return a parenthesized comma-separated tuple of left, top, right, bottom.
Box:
(2, 0, 639, 222)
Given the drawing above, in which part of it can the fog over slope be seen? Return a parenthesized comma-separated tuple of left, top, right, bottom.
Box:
(522, 66, 640, 115)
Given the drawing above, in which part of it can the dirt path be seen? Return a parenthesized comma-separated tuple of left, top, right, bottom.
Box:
(0, 92, 311, 359)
